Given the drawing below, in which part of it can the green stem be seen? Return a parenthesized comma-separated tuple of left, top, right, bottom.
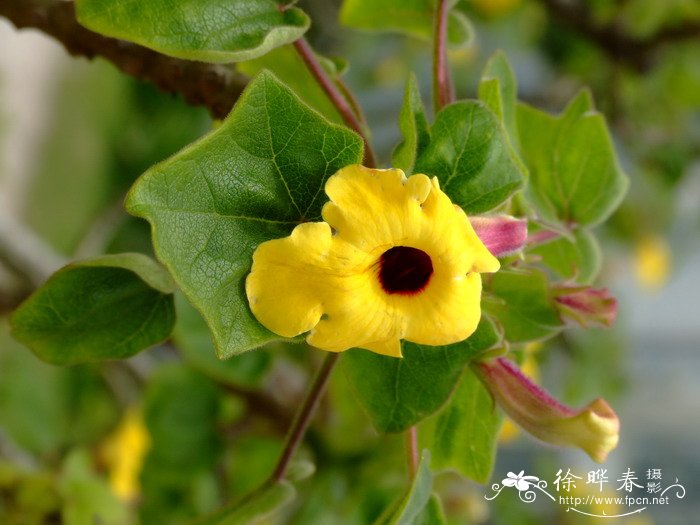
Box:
(271, 352, 340, 482)
(432, 0, 454, 112)
(292, 38, 377, 168)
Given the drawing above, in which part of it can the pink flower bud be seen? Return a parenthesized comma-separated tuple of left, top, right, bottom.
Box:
(470, 216, 528, 258)
(474, 357, 620, 463)
(554, 286, 618, 328)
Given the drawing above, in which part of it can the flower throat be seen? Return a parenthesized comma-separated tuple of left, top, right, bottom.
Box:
(379, 246, 433, 295)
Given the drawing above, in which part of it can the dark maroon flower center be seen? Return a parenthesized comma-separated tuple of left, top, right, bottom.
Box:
(379, 246, 433, 295)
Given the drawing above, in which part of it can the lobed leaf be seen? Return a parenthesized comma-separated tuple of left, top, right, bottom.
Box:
(75, 0, 310, 63)
(10, 253, 175, 365)
(126, 71, 363, 358)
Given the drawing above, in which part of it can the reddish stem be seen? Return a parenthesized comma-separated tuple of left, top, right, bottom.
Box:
(293, 38, 377, 168)
(433, 0, 454, 111)
(406, 426, 419, 479)
(526, 229, 561, 246)
(271, 352, 339, 482)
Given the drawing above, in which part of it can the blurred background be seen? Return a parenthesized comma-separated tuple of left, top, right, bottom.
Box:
(1, 0, 699, 523)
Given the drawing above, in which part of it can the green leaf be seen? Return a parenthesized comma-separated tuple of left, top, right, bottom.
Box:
(422, 368, 503, 483)
(342, 318, 500, 433)
(393, 73, 430, 174)
(173, 292, 271, 388)
(340, 0, 474, 47)
(478, 50, 519, 151)
(60, 450, 131, 525)
(143, 365, 221, 481)
(126, 71, 363, 358)
(75, 0, 309, 63)
(483, 268, 563, 343)
(414, 494, 447, 525)
(195, 482, 295, 525)
(237, 45, 343, 125)
(0, 324, 120, 458)
(517, 90, 629, 227)
(0, 321, 69, 455)
(529, 229, 602, 284)
(414, 101, 525, 213)
(375, 450, 433, 525)
(10, 253, 175, 365)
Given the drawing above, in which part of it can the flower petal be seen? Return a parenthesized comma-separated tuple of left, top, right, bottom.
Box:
(474, 357, 619, 463)
(246, 165, 500, 354)
(246, 222, 370, 338)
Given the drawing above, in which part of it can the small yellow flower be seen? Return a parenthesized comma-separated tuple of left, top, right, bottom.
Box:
(634, 235, 671, 290)
(246, 165, 500, 357)
(102, 407, 151, 502)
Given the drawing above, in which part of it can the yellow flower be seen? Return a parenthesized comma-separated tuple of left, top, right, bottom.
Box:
(101, 407, 151, 502)
(246, 165, 500, 357)
(634, 235, 671, 290)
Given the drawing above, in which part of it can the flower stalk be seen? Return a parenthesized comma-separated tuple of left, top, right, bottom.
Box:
(271, 352, 339, 482)
(433, 0, 454, 111)
(292, 38, 377, 168)
(406, 426, 419, 479)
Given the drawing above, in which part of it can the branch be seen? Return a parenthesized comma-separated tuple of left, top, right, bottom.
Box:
(0, 211, 67, 287)
(538, 0, 700, 72)
(271, 352, 339, 482)
(0, 0, 250, 119)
